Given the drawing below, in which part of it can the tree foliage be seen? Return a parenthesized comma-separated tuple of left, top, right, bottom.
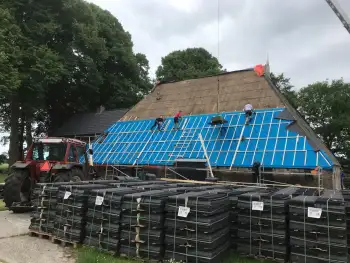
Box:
(0, 154, 7, 165)
(270, 72, 298, 108)
(156, 47, 223, 82)
(298, 79, 350, 158)
(0, 0, 152, 164)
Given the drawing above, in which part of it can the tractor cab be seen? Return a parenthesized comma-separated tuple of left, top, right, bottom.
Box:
(18, 137, 88, 183)
(3, 137, 94, 213)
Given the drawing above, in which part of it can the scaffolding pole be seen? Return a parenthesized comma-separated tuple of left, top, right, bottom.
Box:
(199, 133, 214, 178)
(167, 167, 189, 180)
(110, 165, 130, 177)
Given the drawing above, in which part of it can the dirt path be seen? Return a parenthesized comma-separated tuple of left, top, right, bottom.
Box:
(0, 211, 75, 263)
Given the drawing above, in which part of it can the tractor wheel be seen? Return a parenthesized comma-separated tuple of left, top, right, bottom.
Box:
(3, 169, 32, 213)
(53, 168, 84, 183)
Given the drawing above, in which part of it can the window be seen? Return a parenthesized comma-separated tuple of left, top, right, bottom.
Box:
(76, 146, 87, 164)
(32, 143, 66, 161)
(67, 145, 77, 162)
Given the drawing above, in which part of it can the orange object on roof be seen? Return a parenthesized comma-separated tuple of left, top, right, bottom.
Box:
(40, 161, 50, 172)
(254, 64, 264, 77)
(311, 166, 321, 175)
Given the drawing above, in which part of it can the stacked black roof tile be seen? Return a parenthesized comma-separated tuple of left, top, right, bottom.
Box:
(164, 191, 231, 263)
(119, 188, 191, 260)
(258, 187, 307, 262)
(342, 189, 350, 254)
(110, 180, 169, 189)
(289, 190, 347, 263)
(84, 187, 143, 254)
(213, 187, 258, 249)
(236, 188, 275, 257)
(87, 180, 119, 185)
(29, 182, 86, 234)
(53, 184, 111, 243)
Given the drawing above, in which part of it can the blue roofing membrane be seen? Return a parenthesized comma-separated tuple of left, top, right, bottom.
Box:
(91, 108, 334, 169)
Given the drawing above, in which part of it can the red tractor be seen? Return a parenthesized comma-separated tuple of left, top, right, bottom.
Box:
(3, 137, 96, 212)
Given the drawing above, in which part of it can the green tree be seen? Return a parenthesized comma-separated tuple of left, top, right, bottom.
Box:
(270, 72, 298, 108)
(156, 47, 223, 82)
(298, 79, 350, 158)
(0, 0, 152, 163)
(0, 154, 7, 165)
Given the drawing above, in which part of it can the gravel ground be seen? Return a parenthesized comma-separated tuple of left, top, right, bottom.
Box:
(0, 211, 75, 263)
(0, 211, 29, 238)
(0, 235, 75, 263)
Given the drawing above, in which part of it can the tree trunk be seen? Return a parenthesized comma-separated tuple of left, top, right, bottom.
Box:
(18, 111, 25, 161)
(8, 96, 20, 166)
(25, 117, 33, 148)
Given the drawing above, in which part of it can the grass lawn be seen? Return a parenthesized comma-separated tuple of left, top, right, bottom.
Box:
(0, 163, 8, 171)
(0, 173, 6, 183)
(0, 200, 5, 211)
(76, 247, 273, 263)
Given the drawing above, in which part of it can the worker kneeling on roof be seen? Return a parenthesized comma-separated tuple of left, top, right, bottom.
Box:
(243, 103, 254, 125)
(173, 110, 182, 130)
(150, 115, 165, 131)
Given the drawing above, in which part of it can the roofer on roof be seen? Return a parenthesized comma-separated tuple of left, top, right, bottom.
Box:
(243, 103, 254, 125)
(173, 110, 182, 130)
(150, 115, 165, 131)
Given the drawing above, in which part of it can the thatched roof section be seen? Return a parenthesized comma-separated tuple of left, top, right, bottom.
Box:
(119, 67, 340, 168)
(121, 68, 284, 120)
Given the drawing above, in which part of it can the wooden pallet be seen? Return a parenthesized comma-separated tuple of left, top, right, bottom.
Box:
(119, 253, 161, 263)
(29, 230, 79, 248)
(51, 236, 79, 249)
(29, 230, 52, 240)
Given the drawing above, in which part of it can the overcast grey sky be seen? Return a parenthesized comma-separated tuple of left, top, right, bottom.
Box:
(89, 0, 350, 89)
(2, 0, 350, 153)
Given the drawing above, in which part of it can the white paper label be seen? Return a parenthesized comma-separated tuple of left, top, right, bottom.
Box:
(95, 196, 104, 205)
(308, 207, 322, 218)
(252, 201, 264, 211)
(64, 191, 71, 200)
(178, 206, 190, 217)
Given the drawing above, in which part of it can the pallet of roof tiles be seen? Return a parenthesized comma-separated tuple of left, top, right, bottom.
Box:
(53, 184, 112, 245)
(115, 176, 140, 181)
(84, 187, 144, 254)
(289, 190, 347, 263)
(342, 189, 350, 254)
(103, 175, 140, 181)
(211, 186, 259, 250)
(129, 183, 177, 192)
(257, 187, 308, 262)
(29, 181, 87, 235)
(87, 180, 119, 185)
(112, 181, 169, 188)
(236, 188, 278, 258)
(119, 188, 192, 260)
(157, 182, 200, 188)
(235, 187, 313, 258)
(164, 191, 231, 263)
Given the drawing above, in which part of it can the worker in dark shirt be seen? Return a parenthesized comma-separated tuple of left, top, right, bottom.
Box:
(150, 115, 165, 131)
(173, 110, 182, 130)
